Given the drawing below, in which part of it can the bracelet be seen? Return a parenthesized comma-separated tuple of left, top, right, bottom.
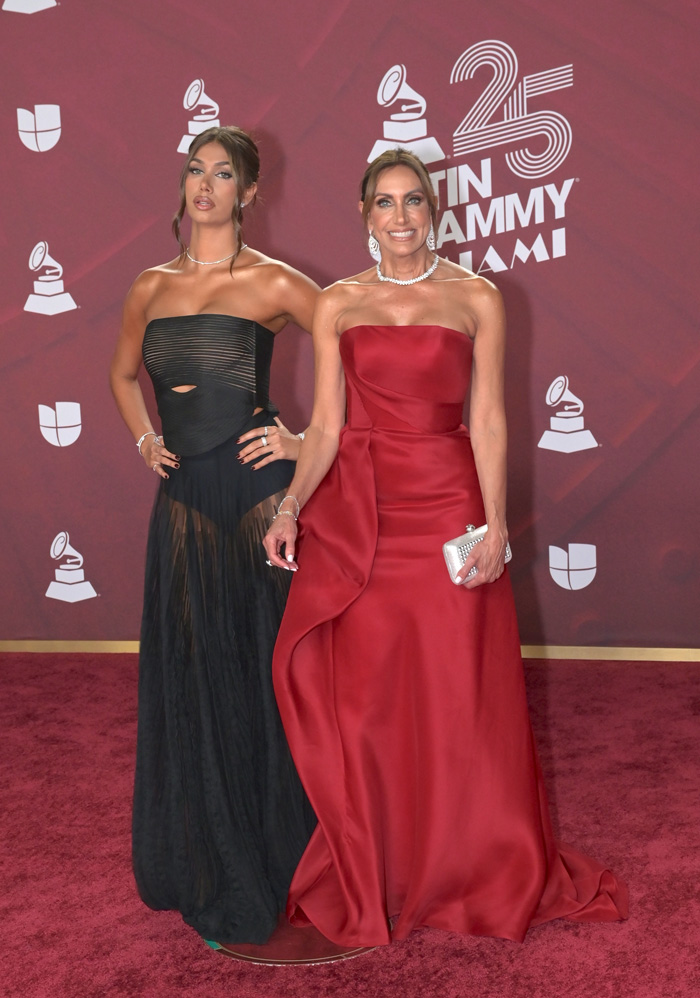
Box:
(272, 510, 297, 522)
(277, 494, 300, 518)
(136, 431, 159, 455)
(297, 431, 305, 441)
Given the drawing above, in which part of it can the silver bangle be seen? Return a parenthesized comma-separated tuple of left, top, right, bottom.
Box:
(136, 431, 159, 455)
(277, 494, 300, 518)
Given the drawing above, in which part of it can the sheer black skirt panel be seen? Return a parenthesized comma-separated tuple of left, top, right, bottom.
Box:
(133, 416, 316, 944)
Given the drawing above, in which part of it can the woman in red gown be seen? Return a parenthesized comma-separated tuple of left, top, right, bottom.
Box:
(263, 149, 628, 947)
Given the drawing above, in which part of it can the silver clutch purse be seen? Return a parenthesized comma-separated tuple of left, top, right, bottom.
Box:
(442, 524, 512, 585)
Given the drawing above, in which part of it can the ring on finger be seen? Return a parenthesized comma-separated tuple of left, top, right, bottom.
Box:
(261, 434, 267, 448)
(265, 559, 273, 567)
(152, 463, 159, 472)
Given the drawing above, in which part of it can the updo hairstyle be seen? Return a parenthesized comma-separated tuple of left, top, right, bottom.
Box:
(172, 125, 260, 266)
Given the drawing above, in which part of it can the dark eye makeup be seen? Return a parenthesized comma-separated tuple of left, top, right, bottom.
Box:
(374, 193, 424, 207)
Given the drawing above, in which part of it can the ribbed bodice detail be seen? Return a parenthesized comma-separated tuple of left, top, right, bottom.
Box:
(143, 314, 277, 455)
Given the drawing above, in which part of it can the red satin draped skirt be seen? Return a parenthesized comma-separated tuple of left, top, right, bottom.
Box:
(273, 325, 628, 946)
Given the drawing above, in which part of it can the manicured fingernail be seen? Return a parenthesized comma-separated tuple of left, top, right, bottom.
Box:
(174, 463, 180, 469)
(286, 555, 294, 562)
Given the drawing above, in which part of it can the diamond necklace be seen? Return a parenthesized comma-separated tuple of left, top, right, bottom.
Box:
(376, 254, 439, 286)
(186, 244, 247, 266)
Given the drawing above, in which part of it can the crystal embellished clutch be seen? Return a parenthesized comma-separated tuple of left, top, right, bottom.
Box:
(442, 524, 512, 585)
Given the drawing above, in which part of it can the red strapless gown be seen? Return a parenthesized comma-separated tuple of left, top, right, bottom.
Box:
(273, 325, 628, 946)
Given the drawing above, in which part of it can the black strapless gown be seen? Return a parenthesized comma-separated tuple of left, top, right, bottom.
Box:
(133, 314, 315, 944)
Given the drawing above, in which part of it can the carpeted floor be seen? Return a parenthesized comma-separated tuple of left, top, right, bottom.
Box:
(1, 653, 698, 998)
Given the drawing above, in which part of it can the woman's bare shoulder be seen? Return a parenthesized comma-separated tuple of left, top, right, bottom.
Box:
(318, 267, 380, 307)
(127, 258, 183, 300)
(120, 260, 184, 339)
(243, 249, 320, 296)
(434, 257, 498, 292)
(244, 249, 291, 279)
(435, 258, 503, 314)
(314, 280, 348, 313)
(304, 279, 359, 335)
(332, 265, 377, 287)
(318, 272, 375, 310)
(243, 248, 300, 278)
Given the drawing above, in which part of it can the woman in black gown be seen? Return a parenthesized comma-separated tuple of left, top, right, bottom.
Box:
(110, 126, 319, 945)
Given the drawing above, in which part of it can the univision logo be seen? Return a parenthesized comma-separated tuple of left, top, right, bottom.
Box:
(38, 402, 81, 447)
(549, 544, 597, 590)
(17, 104, 61, 151)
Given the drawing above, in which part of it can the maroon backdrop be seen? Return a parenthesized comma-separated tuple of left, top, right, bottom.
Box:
(1, 0, 698, 646)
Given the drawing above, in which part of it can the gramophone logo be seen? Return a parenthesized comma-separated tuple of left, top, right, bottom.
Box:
(38, 402, 81, 447)
(537, 376, 597, 453)
(17, 104, 61, 151)
(24, 241, 77, 315)
(549, 544, 597, 590)
(2, 0, 56, 11)
(45, 532, 97, 603)
(368, 64, 444, 165)
(177, 78, 220, 154)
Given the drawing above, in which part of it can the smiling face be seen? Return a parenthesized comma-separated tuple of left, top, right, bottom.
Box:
(363, 164, 433, 262)
(183, 141, 256, 226)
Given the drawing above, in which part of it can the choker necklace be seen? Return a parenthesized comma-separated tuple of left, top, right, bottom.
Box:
(376, 254, 439, 286)
(186, 244, 247, 266)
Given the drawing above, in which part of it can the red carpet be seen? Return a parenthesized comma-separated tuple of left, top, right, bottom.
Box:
(1, 653, 698, 997)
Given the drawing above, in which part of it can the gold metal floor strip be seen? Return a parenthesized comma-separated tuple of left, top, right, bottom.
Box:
(0, 641, 698, 661)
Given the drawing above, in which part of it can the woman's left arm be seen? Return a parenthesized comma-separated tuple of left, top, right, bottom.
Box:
(458, 280, 509, 588)
(238, 264, 321, 467)
(275, 264, 321, 334)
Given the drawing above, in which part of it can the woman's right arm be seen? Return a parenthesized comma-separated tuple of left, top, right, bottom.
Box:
(109, 273, 178, 478)
(263, 289, 346, 570)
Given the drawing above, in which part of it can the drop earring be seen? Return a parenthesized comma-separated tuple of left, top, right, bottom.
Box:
(427, 222, 436, 252)
(368, 230, 382, 263)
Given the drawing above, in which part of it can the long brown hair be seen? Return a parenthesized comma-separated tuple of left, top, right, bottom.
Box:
(172, 125, 260, 270)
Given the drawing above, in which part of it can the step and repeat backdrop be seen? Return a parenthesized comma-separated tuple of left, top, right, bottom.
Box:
(1, 0, 697, 646)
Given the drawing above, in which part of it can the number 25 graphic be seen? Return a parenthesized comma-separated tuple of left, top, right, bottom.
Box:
(451, 40, 573, 179)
